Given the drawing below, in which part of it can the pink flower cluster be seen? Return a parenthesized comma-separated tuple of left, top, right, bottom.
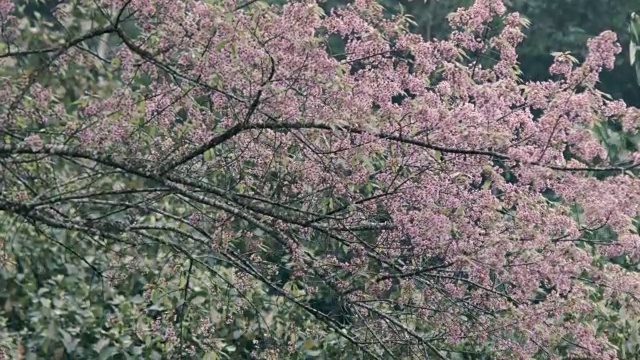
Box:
(5, 0, 640, 358)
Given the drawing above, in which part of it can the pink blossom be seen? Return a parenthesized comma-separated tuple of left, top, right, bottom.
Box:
(23, 134, 43, 152)
(2, 0, 638, 358)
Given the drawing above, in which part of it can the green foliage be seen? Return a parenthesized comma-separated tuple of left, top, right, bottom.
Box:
(0, 213, 365, 359)
(3, 0, 640, 359)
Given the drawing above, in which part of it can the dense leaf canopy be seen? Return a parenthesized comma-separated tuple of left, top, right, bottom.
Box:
(2, 0, 640, 359)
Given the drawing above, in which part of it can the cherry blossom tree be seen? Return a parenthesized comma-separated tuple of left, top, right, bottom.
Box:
(1, 0, 640, 358)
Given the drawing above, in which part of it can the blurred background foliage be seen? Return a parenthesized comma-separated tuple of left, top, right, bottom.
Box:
(4, 0, 640, 358)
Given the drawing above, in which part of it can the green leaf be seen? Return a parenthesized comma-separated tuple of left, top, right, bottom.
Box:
(99, 346, 119, 360)
(40, 298, 52, 309)
(481, 179, 493, 190)
(301, 338, 315, 350)
(93, 338, 110, 353)
(203, 352, 219, 360)
(191, 296, 206, 305)
(214, 40, 230, 52)
(147, 304, 165, 312)
(204, 149, 214, 162)
(434, 150, 442, 162)
(60, 329, 79, 353)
